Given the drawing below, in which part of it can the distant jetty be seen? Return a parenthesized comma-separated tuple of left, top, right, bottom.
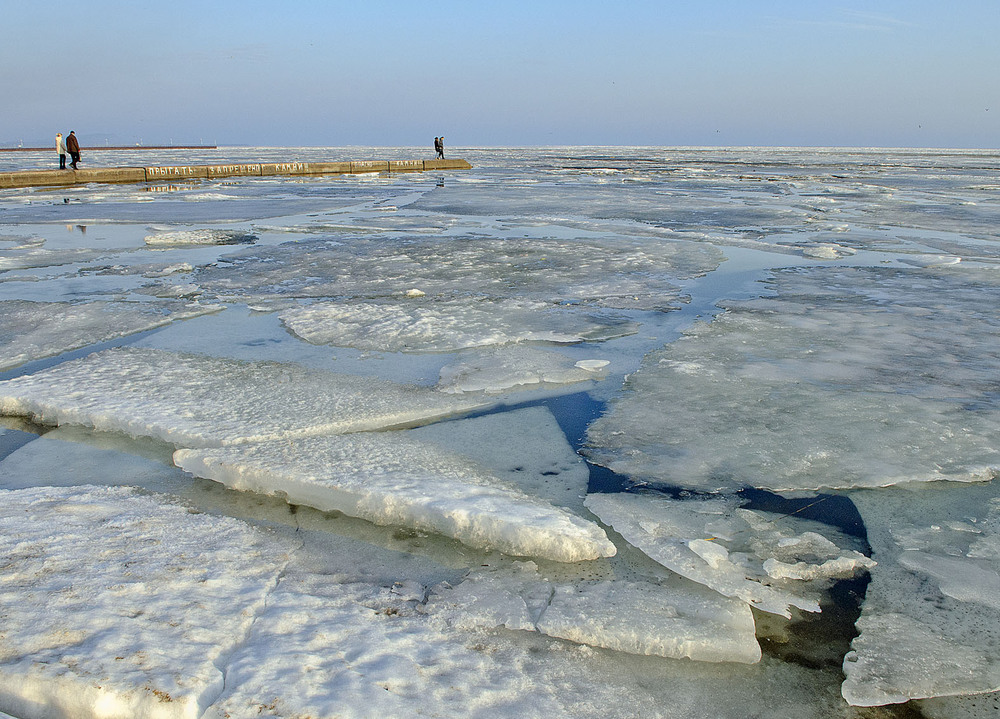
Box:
(0, 145, 218, 152)
(0, 159, 472, 189)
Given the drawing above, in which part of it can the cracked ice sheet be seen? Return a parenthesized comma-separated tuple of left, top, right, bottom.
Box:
(842, 482, 1000, 706)
(0, 347, 494, 448)
(173, 424, 615, 563)
(191, 234, 722, 311)
(201, 568, 841, 719)
(424, 562, 760, 664)
(0, 484, 293, 719)
(586, 492, 873, 618)
(585, 265, 1000, 492)
(438, 345, 610, 394)
(280, 298, 638, 353)
(0, 299, 223, 370)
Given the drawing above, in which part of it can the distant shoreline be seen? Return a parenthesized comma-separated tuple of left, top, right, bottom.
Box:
(0, 146, 218, 152)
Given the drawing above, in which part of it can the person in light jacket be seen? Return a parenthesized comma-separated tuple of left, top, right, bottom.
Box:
(55, 133, 66, 169)
(65, 131, 81, 169)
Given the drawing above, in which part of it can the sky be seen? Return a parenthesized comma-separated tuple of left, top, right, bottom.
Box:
(3, 0, 999, 148)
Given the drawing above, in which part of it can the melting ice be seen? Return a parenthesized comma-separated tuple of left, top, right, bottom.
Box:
(1, 146, 999, 718)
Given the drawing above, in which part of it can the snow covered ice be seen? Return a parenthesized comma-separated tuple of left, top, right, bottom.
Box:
(2, 146, 1000, 717)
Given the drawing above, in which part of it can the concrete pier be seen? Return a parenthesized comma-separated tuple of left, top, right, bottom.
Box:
(0, 158, 472, 189)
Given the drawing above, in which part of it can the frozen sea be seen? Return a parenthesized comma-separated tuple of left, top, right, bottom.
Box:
(0, 145, 998, 718)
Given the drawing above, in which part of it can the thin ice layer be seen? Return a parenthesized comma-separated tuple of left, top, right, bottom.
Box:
(0, 347, 493, 447)
(426, 562, 760, 664)
(585, 266, 1000, 492)
(842, 483, 1000, 706)
(280, 298, 637, 352)
(0, 485, 292, 719)
(143, 229, 257, 246)
(173, 431, 616, 563)
(0, 299, 221, 370)
(192, 234, 723, 310)
(438, 346, 609, 394)
(410, 406, 592, 512)
(586, 492, 873, 618)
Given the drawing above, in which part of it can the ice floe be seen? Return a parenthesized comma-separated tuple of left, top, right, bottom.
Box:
(279, 298, 638, 352)
(0, 347, 493, 447)
(174, 429, 615, 562)
(842, 483, 1000, 706)
(0, 299, 221, 370)
(585, 265, 1000, 492)
(586, 492, 874, 618)
(0, 485, 293, 719)
(438, 346, 610, 393)
(426, 562, 761, 663)
(191, 234, 722, 310)
(143, 228, 257, 246)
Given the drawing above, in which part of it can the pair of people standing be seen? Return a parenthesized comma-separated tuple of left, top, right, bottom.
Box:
(433, 136, 445, 159)
(56, 131, 80, 169)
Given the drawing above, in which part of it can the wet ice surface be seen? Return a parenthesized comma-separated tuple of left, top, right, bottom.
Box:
(585, 265, 1000, 492)
(1, 146, 999, 717)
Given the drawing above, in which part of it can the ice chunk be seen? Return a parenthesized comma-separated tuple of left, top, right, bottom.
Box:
(174, 431, 616, 562)
(143, 229, 257, 246)
(426, 562, 761, 664)
(0, 299, 222, 370)
(0, 347, 493, 447)
(842, 483, 1000, 706)
(585, 266, 1000, 492)
(586, 492, 873, 618)
(0, 245, 105, 271)
(0, 485, 292, 719)
(536, 578, 760, 664)
(438, 346, 610, 394)
(280, 298, 638, 352)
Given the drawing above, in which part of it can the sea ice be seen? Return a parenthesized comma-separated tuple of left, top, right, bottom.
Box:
(0, 299, 221, 370)
(842, 482, 1000, 706)
(437, 345, 609, 394)
(0, 484, 293, 719)
(585, 265, 1000, 492)
(190, 234, 722, 310)
(143, 229, 257, 246)
(586, 492, 873, 618)
(426, 562, 761, 664)
(173, 429, 616, 562)
(279, 297, 638, 352)
(409, 406, 592, 512)
(0, 347, 494, 447)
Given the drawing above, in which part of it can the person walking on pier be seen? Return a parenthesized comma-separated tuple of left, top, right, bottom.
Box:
(435, 136, 445, 159)
(55, 133, 66, 169)
(66, 131, 81, 169)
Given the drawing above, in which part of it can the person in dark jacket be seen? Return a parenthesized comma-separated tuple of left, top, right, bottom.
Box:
(436, 136, 445, 159)
(66, 131, 81, 169)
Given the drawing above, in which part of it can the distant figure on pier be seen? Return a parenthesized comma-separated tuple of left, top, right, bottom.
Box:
(55, 133, 66, 169)
(66, 131, 81, 169)
(435, 136, 445, 159)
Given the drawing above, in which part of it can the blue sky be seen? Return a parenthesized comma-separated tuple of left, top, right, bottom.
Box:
(3, 1, 998, 148)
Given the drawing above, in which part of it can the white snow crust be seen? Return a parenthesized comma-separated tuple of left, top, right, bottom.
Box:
(173, 431, 615, 562)
(586, 492, 874, 618)
(0, 485, 293, 719)
(143, 229, 257, 246)
(0, 347, 493, 447)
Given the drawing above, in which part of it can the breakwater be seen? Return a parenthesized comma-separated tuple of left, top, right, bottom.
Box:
(0, 159, 472, 189)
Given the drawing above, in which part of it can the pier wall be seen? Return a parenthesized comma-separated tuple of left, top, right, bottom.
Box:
(0, 159, 471, 189)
